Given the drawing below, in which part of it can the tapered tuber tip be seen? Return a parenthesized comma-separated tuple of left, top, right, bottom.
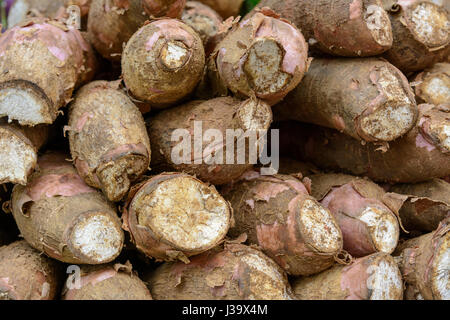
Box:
(364, 5, 393, 47)
(134, 176, 230, 252)
(160, 41, 191, 70)
(299, 199, 342, 254)
(432, 233, 449, 300)
(0, 127, 36, 185)
(359, 66, 416, 141)
(410, 2, 449, 49)
(359, 206, 399, 254)
(0, 81, 53, 126)
(243, 39, 292, 96)
(97, 154, 149, 202)
(368, 255, 403, 300)
(69, 213, 124, 264)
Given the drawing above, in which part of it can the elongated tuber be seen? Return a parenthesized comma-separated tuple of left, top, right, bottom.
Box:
(275, 58, 418, 142)
(11, 153, 124, 264)
(394, 218, 449, 300)
(279, 104, 450, 183)
(389, 179, 450, 233)
(123, 172, 232, 263)
(252, 0, 393, 57)
(0, 120, 48, 185)
(207, 8, 309, 105)
(309, 173, 400, 257)
(414, 62, 450, 106)
(62, 262, 152, 300)
(0, 19, 97, 126)
(222, 172, 343, 276)
(382, 0, 450, 73)
(122, 19, 205, 108)
(197, 0, 243, 19)
(146, 243, 296, 300)
(147, 96, 272, 185)
(0, 240, 62, 300)
(182, 1, 223, 49)
(292, 252, 404, 300)
(67, 81, 151, 202)
(88, 0, 186, 61)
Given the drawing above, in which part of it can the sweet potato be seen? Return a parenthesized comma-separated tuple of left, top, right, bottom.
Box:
(252, 0, 393, 57)
(389, 179, 450, 233)
(7, 0, 92, 29)
(67, 80, 151, 202)
(11, 153, 124, 264)
(0, 18, 97, 126)
(122, 19, 205, 108)
(413, 62, 449, 106)
(88, 0, 186, 61)
(197, 0, 243, 18)
(123, 172, 232, 263)
(62, 262, 152, 300)
(222, 171, 344, 276)
(275, 58, 418, 142)
(0, 120, 48, 185)
(382, 0, 450, 73)
(292, 252, 403, 300)
(181, 1, 223, 49)
(278, 104, 450, 183)
(394, 217, 449, 300)
(309, 173, 400, 257)
(207, 8, 309, 106)
(0, 240, 62, 300)
(147, 96, 272, 185)
(146, 243, 296, 300)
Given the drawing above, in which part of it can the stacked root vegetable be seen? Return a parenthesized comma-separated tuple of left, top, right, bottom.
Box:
(0, 0, 448, 301)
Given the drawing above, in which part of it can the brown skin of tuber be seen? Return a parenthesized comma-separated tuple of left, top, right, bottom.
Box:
(197, 0, 244, 19)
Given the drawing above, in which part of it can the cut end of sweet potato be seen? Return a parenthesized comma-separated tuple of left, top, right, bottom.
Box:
(409, 2, 449, 49)
(0, 127, 36, 185)
(368, 254, 403, 300)
(237, 98, 272, 132)
(134, 176, 230, 253)
(0, 81, 53, 126)
(299, 199, 342, 254)
(69, 212, 124, 264)
(359, 206, 399, 254)
(159, 41, 191, 70)
(364, 4, 393, 47)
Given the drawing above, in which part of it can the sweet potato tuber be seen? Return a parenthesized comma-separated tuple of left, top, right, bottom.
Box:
(181, 1, 223, 49)
(88, 0, 186, 61)
(207, 8, 309, 106)
(11, 153, 124, 264)
(62, 262, 152, 300)
(275, 58, 418, 142)
(0, 120, 48, 185)
(147, 96, 272, 185)
(279, 104, 450, 183)
(252, 0, 393, 57)
(292, 252, 404, 300)
(222, 172, 343, 276)
(0, 240, 62, 300)
(197, 0, 243, 18)
(394, 217, 449, 300)
(382, 0, 450, 73)
(0, 19, 97, 126)
(123, 172, 232, 263)
(122, 19, 205, 108)
(67, 81, 151, 202)
(413, 62, 450, 106)
(146, 243, 296, 300)
(389, 179, 450, 233)
(309, 173, 400, 257)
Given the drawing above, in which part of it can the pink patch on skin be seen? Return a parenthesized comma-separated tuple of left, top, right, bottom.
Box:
(100, 143, 149, 163)
(240, 170, 261, 181)
(245, 199, 255, 209)
(340, 257, 370, 299)
(256, 221, 285, 253)
(251, 182, 290, 202)
(415, 134, 436, 151)
(349, 0, 363, 20)
(64, 268, 117, 300)
(284, 179, 308, 195)
(27, 173, 96, 202)
(333, 115, 346, 131)
(76, 112, 94, 132)
(0, 277, 18, 299)
(145, 20, 194, 51)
